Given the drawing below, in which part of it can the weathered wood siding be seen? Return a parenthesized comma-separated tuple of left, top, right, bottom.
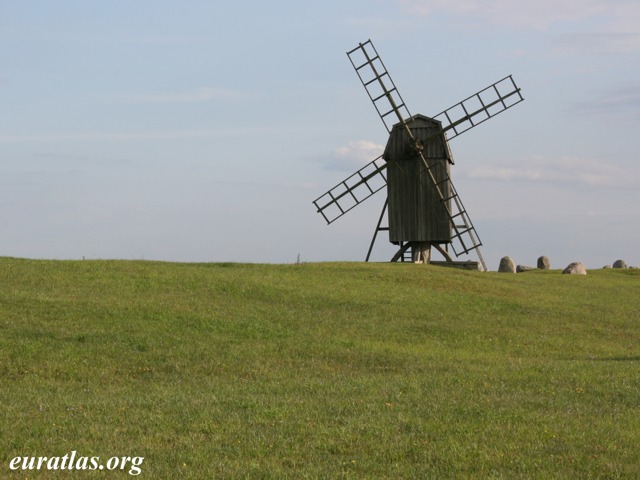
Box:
(384, 115, 452, 243)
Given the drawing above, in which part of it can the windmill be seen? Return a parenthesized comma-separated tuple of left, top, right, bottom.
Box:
(313, 40, 524, 271)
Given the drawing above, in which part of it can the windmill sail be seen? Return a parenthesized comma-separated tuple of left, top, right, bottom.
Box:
(313, 156, 387, 224)
(432, 75, 524, 141)
(347, 40, 412, 133)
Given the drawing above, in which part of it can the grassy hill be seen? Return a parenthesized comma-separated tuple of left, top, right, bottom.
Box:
(1, 257, 639, 478)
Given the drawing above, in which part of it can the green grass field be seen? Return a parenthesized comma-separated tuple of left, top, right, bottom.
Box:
(1, 257, 639, 478)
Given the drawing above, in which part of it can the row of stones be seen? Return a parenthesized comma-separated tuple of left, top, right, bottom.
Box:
(498, 256, 632, 275)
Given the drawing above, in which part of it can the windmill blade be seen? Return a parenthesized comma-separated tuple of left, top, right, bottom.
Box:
(313, 156, 387, 224)
(441, 175, 486, 266)
(432, 75, 524, 141)
(410, 140, 487, 271)
(347, 40, 412, 133)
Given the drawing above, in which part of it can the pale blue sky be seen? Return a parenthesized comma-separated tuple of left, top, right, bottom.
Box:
(2, 1, 639, 269)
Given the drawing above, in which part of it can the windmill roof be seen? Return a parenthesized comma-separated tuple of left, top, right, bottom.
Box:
(385, 113, 454, 165)
(390, 113, 443, 129)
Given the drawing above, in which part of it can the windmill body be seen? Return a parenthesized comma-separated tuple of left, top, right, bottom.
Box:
(385, 115, 452, 246)
(313, 40, 524, 270)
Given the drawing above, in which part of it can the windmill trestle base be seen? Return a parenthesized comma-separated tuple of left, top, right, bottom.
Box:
(389, 242, 481, 270)
(429, 260, 482, 271)
(390, 241, 450, 263)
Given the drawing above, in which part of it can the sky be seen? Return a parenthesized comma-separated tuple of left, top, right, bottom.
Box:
(2, 0, 639, 270)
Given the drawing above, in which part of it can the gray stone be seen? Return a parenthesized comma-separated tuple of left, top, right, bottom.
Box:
(612, 259, 628, 269)
(498, 256, 516, 273)
(562, 262, 587, 275)
(537, 255, 551, 270)
(516, 265, 534, 273)
(603, 265, 612, 269)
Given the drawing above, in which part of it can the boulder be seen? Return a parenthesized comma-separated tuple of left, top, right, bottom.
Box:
(537, 256, 551, 270)
(498, 256, 516, 273)
(516, 265, 534, 273)
(562, 262, 587, 275)
(603, 265, 612, 269)
(612, 259, 628, 269)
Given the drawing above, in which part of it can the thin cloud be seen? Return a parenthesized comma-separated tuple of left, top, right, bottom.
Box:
(398, 0, 609, 29)
(568, 85, 640, 118)
(553, 32, 640, 55)
(462, 155, 640, 188)
(112, 87, 244, 104)
(280, 181, 317, 191)
(321, 140, 385, 172)
(0, 129, 246, 144)
(398, 0, 640, 52)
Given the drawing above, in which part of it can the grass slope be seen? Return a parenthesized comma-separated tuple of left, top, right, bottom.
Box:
(1, 258, 639, 478)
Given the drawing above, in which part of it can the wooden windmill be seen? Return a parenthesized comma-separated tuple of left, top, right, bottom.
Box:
(313, 40, 524, 271)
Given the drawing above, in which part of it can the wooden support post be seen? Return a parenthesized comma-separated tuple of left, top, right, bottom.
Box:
(411, 242, 431, 264)
(390, 242, 411, 262)
(433, 243, 454, 263)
